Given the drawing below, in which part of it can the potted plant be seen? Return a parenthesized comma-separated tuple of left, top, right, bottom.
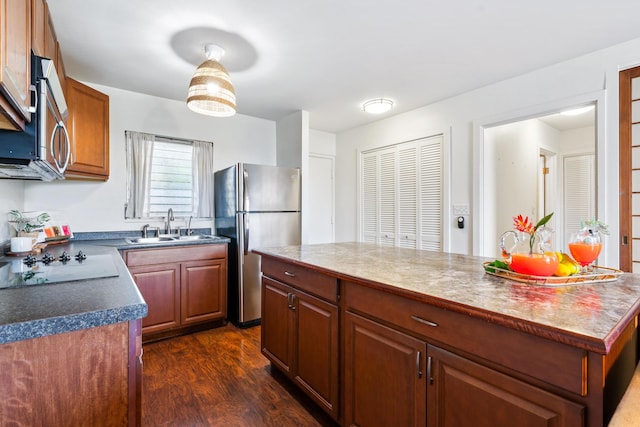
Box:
(8, 210, 50, 237)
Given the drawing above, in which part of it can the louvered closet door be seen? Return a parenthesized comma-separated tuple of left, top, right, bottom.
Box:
(379, 150, 397, 246)
(563, 154, 595, 249)
(398, 146, 418, 248)
(419, 137, 443, 251)
(360, 135, 443, 251)
(362, 155, 378, 243)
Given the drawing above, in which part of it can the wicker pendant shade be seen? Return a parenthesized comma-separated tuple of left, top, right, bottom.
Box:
(187, 44, 236, 117)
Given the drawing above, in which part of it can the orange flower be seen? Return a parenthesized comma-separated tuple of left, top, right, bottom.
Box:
(513, 214, 535, 234)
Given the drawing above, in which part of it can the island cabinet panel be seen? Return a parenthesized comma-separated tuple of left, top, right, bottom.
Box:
(427, 345, 585, 427)
(0, 321, 140, 426)
(344, 281, 587, 396)
(124, 244, 228, 342)
(344, 312, 427, 427)
(261, 258, 340, 420)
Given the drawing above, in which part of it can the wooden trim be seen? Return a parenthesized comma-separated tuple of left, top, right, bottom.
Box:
(620, 66, 640, 271)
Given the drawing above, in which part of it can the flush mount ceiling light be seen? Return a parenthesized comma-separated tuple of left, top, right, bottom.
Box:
(362, 98, 393, 115)
(560, 105, 595, 116)
(187, 43, 236, 117)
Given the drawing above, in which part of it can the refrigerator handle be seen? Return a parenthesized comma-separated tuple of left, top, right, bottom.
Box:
(243, 168, 249, 212)
(243, 214, 249, 255)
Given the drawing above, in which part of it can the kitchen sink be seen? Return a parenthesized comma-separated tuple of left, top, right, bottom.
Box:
(125, 235, 217, 244)
(176, 235, 214, 241)
(125, 236, 176, 244)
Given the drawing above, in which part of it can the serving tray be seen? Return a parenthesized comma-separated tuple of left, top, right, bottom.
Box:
(483, 262, 623, 286)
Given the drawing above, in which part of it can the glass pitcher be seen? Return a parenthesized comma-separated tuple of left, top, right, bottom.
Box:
(499, 226, 558, 276)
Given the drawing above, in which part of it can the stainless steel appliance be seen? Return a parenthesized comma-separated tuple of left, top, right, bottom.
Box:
(215, 163, 301, 327)
(0, 54, 71, 180)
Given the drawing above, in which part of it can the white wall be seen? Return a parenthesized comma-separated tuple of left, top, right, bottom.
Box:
(336, 36, 640, 266)
(23, 84, 276, 233)
(0, 180, 25, 242)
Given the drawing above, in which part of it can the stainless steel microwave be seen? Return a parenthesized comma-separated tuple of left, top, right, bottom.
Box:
(0, 54, 71, 181)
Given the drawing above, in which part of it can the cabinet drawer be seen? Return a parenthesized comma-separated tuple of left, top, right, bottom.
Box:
(344, 281, 587, 396)
(124, 244, 227, 267)
(262, 258, 338, 303)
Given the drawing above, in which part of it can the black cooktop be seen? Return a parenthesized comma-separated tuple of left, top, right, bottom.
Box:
(0, 251, 119, 289)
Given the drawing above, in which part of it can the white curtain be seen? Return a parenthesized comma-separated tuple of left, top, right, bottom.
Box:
(125, 131, 155, 218)
(192, 140, 214, 217)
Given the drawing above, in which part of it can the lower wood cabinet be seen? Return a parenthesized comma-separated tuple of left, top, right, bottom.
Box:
(0, 321, 142, 426)
(344, 312, 427, 427)
(124, 244, 227, 342)
(261, 258, 339, 420)
(427, 345, 584, 427)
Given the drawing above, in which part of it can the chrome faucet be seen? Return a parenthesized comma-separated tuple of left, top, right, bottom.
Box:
(166, 208, 174, 235)
(186, 215, 193, 235)
(142, 224, 150, 238)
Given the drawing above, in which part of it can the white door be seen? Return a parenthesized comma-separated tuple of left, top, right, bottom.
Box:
(307, 155, 334, 244)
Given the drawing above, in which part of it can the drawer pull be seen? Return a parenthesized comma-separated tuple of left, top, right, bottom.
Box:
(284, 271, 296, 277)
(411, 315, 438, 327)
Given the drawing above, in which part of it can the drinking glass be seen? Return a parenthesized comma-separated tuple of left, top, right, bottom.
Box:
(568, 230, 602, 273)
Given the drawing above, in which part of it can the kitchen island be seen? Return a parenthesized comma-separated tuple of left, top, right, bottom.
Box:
(0, 241, 147, 426)
(254, 242, 640, 427)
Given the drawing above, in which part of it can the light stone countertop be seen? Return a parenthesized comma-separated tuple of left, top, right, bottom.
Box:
(253, 242, 640, 354)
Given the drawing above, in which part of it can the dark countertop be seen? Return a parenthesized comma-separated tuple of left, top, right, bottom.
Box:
(253, 242, 640, 354)
(0, 233, 229, 344)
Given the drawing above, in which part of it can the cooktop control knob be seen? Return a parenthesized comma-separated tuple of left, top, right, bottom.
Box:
(23, 254, 37, 266)
(75, 251, 87, 261)
(59, 251, 71, 263)
(41, 253, 55, 265)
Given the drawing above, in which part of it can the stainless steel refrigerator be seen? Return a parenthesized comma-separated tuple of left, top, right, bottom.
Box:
(214, 163, 301, 327)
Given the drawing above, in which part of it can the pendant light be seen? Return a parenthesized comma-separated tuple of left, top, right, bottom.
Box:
(187, 44, 236, 117)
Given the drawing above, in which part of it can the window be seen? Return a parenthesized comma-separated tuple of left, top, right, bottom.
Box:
(125, 131, 214, 219)
(148, 139, 193, 216)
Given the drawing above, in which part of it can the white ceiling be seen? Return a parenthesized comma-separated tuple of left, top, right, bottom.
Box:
(48, 0, 640, 134)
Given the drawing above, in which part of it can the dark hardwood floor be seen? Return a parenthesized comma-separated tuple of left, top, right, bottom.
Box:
(142, 324, 339, 426)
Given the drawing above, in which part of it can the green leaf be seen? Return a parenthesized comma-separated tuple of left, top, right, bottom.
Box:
(535, 212, 554, 229)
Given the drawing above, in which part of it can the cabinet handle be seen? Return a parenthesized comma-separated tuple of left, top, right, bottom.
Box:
(416, 351, 423, 378)
(291, 294, 296, 310)
(284, 271, 296, 277)
(411, 315, 438, 327)
(28, 84, 38, 113)
(427, 356, 434, 385)
(287, 293, 292, 309)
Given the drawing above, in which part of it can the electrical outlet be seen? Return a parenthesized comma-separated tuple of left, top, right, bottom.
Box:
(453, 205, 470, 215)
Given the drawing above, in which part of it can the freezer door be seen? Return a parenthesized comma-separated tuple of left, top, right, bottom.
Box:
(214, 164, 238, 218)
(241, 163, 301, 212)
(237, 212, 301, 324)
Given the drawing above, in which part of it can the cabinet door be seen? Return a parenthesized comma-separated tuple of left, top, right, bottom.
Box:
(65, 78, 110, 179)
(129, 264, 180, 334)
(427, 345, 584, 427)
(261, 276, 294, 375)
(344, 312, 427, 427)
(31, 0, 46, 56)
(0, 0, 31, 129)
(293, 289, 339, 419)
(181, 259, 227, 325)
